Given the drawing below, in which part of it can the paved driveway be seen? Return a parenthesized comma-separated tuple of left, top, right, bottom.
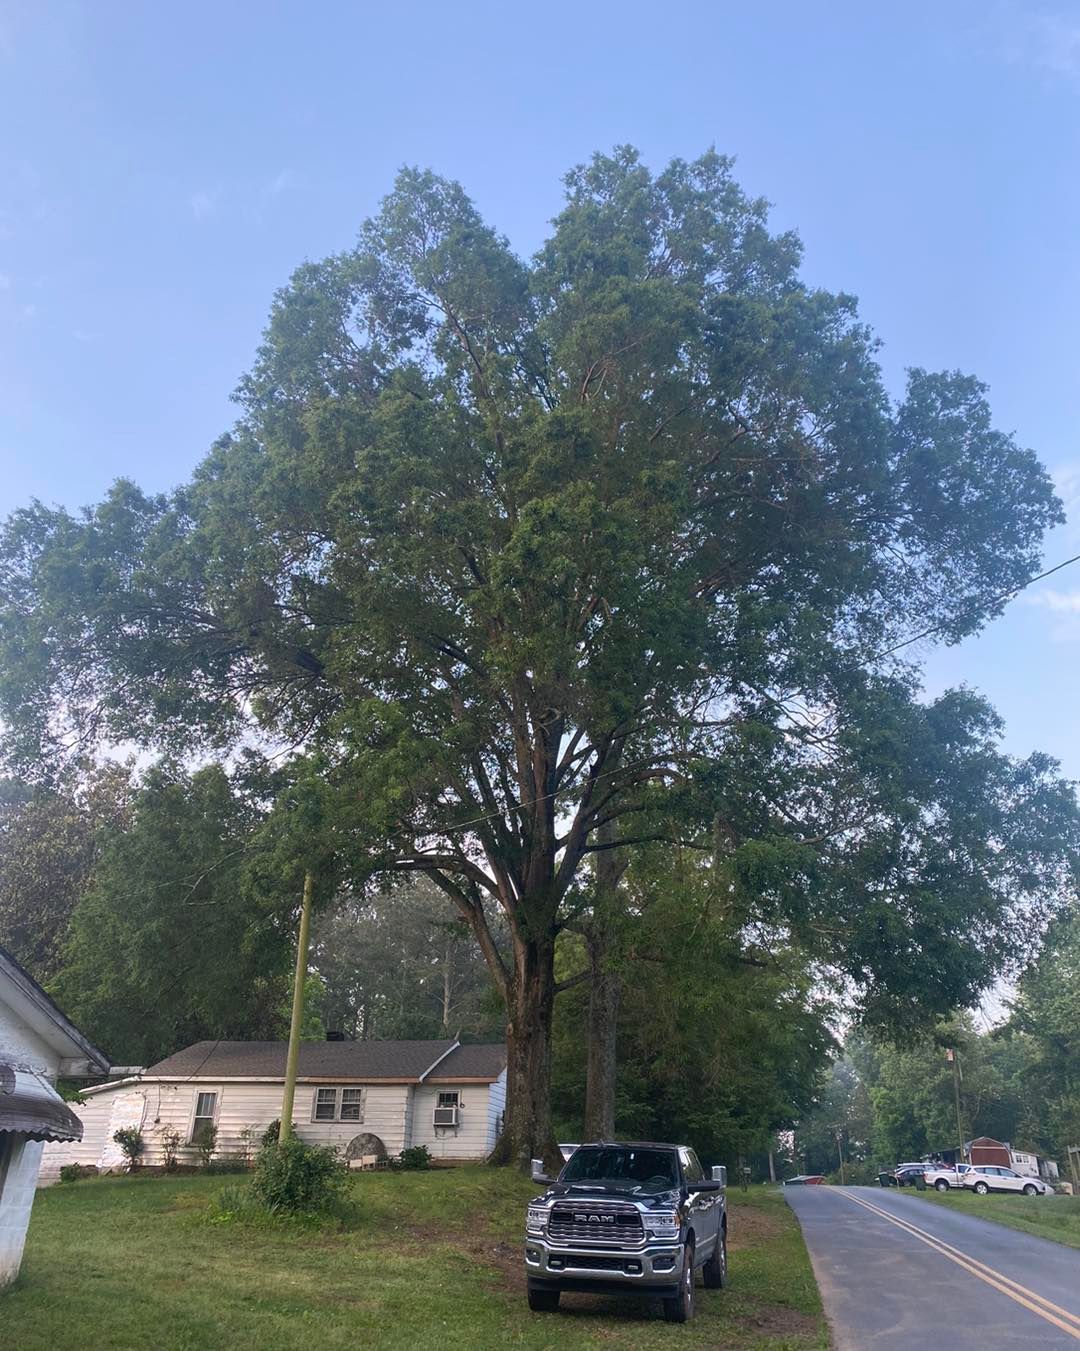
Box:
(785, 1184, 1080, 1350)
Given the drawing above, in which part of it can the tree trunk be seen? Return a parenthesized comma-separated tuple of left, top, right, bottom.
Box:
(582, 819, 624, 1142)
(488, 930, 561, 1170)
(583, 927, 619, 1140)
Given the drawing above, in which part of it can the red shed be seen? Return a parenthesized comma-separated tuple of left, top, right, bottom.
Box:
(968, 1137, 1012, 1168)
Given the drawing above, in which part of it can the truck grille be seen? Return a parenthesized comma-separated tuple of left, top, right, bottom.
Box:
(548, 1201, 644, 1246)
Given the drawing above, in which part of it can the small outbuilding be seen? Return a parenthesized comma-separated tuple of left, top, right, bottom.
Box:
(968, 1136, 1014, 1169)
(1, 945, 110, 1289)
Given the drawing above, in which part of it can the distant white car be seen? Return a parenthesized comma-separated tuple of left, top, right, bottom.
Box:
(923, 1163, 975, 1191)
(964, 1165, 1053, 1197)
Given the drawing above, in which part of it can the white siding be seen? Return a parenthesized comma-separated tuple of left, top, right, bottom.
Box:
(0, 1000, 60, 1077)
(411, 1083, 496, 1161)
(486, 1069, 507, 1152)
(43, 1079, 414, 1174)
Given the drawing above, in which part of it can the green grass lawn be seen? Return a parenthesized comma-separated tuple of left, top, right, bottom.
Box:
(910, 1186, 1080, 1249)
(8, 1170, 826, 1351)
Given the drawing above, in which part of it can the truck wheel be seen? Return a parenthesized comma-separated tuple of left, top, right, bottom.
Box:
(935, 1179, 950, 1192)
(664, 1245, 695, 1323)
(527, 1287, 560, 1312)
(702, 1228, 727, 1289)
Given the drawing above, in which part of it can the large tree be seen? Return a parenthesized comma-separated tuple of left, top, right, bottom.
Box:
(0, 148, 1069, 1163)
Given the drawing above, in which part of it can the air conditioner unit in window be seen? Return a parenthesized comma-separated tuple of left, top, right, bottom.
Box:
(432, 1105, 459, 1128)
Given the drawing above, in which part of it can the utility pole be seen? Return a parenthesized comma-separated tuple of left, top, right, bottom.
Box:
(279, 870, 315, 1143)
(946, 1047, 965, 1163)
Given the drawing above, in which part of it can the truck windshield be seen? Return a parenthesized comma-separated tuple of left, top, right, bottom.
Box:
(560, 1147, 678, 1192)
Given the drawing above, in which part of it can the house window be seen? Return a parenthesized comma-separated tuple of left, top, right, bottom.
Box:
(191, 1091, 218, 1144)
(437, 1091, 459, 1110)
(313, 1088, 337, 1121)
(340, 1088, 363, 1121)
(311, 1087, 365, 1122)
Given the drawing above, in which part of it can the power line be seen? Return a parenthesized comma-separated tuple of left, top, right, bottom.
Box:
(876, 551, 1080, 659)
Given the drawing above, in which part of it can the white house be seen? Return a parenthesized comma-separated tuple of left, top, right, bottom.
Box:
(43, 1037, 506, 1177)
(1, 945, 110, 1288)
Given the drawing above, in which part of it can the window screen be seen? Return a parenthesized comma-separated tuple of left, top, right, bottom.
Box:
(340, 1088, 363, 1121)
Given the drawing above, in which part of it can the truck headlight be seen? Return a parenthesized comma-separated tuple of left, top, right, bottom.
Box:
(526, 1207, 548, 1235)
(646, 1211, 680, 1239)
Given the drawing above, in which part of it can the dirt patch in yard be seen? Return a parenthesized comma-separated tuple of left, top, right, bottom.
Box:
(468, 1237, 526, 1291)
(734, 1303, 821, 1338)
(728, 1203, 784, 1250)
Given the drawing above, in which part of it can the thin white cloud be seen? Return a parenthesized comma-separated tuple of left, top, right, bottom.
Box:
(266, 169, 292, 198)
(189, 190, 218, 222)
(1026, 587, 1080, 613)
(1024, 586, 1080, 641)
(997, 6, 1080, 79)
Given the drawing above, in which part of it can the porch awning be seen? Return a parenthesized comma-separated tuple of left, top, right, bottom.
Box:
(0, 1062, 84, 1142)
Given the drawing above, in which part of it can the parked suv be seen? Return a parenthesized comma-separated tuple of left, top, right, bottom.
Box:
(524, 1142, 727, 1323)
(964, 1165, 1053, 1196)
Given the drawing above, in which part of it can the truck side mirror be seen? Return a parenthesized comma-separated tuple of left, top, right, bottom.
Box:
(711, 1166, 727, 1186)
(531, 1159, 553, 1185)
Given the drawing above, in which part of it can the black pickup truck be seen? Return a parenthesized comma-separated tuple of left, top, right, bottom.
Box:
(524, 1141, 727, 1323)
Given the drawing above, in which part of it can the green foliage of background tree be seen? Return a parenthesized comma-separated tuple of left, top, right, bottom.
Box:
(1008, 912, 1080, 1155)
(794, 1057, 875, 1178)
(0, 147, 1073, 1163)
(0, 762, 131, 980)
(311, 876, 503, 1041)
(801, 1019, 1032, 1168)
(54, 762, 295, 1065)
(551, 872, 835, 1164)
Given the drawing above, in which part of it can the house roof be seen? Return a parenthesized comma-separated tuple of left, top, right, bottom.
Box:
(0, 944, 110, 1073)
(142, 1038, 506, 1083)
(427, 1042, 507, 1080)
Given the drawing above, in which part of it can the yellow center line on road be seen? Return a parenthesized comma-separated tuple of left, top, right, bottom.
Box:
(836, 1188, 1080, 1341)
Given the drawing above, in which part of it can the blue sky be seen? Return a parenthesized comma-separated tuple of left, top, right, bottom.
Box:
(2, 0, 1078, 776)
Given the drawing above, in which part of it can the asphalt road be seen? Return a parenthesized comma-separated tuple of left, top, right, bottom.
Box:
(784, 1184, 1080, 1350)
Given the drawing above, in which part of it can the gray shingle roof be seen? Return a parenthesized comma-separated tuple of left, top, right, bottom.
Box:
(428, 1043, 507, 1080)
(143, 1038, 505, 1082)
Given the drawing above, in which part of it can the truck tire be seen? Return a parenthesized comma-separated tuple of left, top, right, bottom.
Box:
(702, 1227, 727, 1289)
(527, 1286, 560, 1312)
(935, 1179, 950, 1192)
(664, 1244, 695, 1323)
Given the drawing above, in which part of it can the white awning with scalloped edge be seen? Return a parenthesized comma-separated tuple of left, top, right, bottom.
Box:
(0, 1062, 84, 1142)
